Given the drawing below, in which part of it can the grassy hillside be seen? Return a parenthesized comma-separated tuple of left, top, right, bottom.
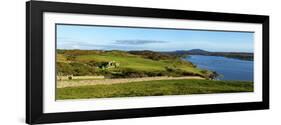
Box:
(56, 50, 253, 100)
(57, 79, 253, 99)
(56, 50, 217, 79)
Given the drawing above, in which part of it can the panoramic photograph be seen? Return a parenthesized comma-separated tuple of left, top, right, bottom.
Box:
(55, 24, 254, 100)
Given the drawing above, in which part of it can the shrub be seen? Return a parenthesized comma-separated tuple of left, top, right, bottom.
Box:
(56, 62, 97, 76)
(66, 55, 76, 61)
(129, 50, 177, 60)
(68, 76, 72, 80)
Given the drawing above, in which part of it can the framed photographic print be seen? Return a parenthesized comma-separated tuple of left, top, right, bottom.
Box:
(26, 1, 269, 124)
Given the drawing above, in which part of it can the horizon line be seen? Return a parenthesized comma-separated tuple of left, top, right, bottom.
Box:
(56, 48, 254, 53)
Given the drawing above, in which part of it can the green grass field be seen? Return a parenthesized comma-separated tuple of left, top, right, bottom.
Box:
(56, 50, 214, 78)
(56, 79, 253, 100)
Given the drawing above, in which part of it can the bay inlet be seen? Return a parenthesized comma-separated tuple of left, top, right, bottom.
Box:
(185, 55, 253, 81)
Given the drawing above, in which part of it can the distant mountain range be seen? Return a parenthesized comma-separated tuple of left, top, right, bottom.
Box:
(162, 49, 253, 61)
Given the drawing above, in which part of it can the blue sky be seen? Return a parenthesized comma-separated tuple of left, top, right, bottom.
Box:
(57, 24, 254, 52)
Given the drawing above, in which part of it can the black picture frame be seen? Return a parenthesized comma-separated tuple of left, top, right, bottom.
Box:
(26, 1, 269, 124)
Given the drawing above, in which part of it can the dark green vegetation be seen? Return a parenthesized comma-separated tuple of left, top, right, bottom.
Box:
(56, 79, 253, 99)
(164, 49, 253, 61)
(219, 53, 253, 61)
(56, 49, 217, 79)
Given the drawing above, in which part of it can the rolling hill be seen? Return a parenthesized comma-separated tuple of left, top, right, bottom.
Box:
(56, 49, 217, 79)
(56, 49, 253, 100)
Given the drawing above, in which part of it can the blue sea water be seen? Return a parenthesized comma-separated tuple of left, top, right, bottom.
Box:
(185, 55, 253, 81)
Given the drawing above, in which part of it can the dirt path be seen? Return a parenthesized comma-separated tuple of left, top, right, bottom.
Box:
(57, 76, 204, 88)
